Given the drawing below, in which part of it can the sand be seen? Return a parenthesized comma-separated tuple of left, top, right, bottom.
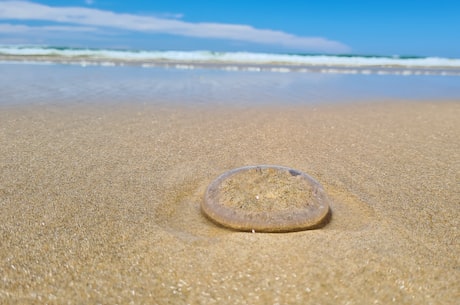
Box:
(0, 100, 459, 304)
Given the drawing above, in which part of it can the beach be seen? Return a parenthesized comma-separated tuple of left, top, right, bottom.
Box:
(0, 64, 459, 304)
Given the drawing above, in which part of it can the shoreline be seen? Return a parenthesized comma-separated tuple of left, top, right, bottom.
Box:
(2, 55, 460, 76)
(1, 100, 459, 304)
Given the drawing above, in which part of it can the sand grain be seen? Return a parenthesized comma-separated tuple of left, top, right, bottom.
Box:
(1, 101, 459, 304)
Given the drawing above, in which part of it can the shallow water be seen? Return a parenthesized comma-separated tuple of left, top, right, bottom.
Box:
(1, 63, 460, 106)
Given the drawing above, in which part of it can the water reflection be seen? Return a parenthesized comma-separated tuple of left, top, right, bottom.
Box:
(1, 63, 459, 106)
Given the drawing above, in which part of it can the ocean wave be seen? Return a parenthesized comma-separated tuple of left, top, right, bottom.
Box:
(1, 45, 460, 75)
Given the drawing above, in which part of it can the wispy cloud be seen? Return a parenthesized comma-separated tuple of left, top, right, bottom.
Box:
(0, 1, 350, 53)
(0, 23, 98, 33)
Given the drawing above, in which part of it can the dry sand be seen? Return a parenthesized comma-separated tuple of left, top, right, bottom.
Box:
(0, 100, 459, 304)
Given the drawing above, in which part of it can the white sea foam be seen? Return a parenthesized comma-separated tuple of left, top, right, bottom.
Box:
(1, 46, 460, 75)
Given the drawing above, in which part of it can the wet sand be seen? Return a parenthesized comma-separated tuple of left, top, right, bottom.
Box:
(0, 99, 459, 304)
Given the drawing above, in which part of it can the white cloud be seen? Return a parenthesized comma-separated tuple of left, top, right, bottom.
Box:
(0, 23, 98, 33)
(0, 1, 350, 53)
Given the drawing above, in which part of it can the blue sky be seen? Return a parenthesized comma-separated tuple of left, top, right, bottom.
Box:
(0, 0, 459, 57)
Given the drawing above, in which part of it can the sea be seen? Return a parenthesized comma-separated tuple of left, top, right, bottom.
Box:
(1, 45, 460, 106)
